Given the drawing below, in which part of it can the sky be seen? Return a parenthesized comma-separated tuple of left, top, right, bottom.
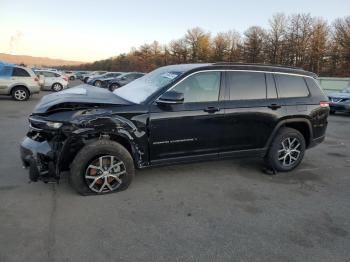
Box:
(0, 0, 349, 62)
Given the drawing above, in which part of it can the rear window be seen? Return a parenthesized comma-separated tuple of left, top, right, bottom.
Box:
(12, 67, 30, 77)
(226, 71, 266, 100)
(276, 75, 310, 98)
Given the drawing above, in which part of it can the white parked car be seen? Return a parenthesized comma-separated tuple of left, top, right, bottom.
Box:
(35, 70, 68, 92)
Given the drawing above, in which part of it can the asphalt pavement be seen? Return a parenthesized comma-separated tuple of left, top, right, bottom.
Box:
(0, 81, 349, 262)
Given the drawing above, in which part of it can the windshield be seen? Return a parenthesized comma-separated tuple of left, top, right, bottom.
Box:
(113, 66, 183, 103)
(341, 86, 350, 93)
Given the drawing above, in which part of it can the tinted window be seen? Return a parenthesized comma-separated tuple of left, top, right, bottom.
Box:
(172, 71, 221, 103)
(227, 71, 266, 100)
(41, 71, 56, 77)
(12, 67, 30, 77)
(266, 73, 277, 99)
(0, 66, 13, 77)
(276, 75, 310, 98)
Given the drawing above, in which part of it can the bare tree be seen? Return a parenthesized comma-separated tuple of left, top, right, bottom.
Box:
(266, 13, 287, 64)
(185, 27, 211, 62)
(212, 32, 229, 61)
(332, 16, 350, 75)
(243, 26, 266, 63)
(308, 18, 328, 74)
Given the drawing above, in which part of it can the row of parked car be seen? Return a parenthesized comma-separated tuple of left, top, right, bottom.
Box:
(0, 61, 146, 101)
(77, 71, 145, 91)
(0, 61, 73, 101)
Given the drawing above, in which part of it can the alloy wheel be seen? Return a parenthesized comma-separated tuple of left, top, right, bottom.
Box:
(277, 137, 301, 167)
(85, 155, 126, 193)
(52, 83, 62, 92)
(14, 90, 27, 101)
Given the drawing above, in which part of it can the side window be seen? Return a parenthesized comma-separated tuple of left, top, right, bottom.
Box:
(276, 75, 310, 98)
(0, 66, 13, 77)
(172, 71, 221, 103)
(266, 73, 277, 99)
(227, 71, 266, 100)
(12, 67, 30, 77)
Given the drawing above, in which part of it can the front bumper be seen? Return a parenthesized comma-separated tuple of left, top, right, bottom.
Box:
(20, 137, 57, 182)
(329, 102, 350, 112)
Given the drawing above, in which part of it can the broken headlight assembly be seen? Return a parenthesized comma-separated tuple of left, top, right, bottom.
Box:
(29, 117, 63, 130)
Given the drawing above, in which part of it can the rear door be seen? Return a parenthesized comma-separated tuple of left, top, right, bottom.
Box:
(220, 71, 285, 154)
(42, 71, 56, 87)
(12, 67, 32, 87)
(149, 71, 225, 161)
(0, 66, 13, 94)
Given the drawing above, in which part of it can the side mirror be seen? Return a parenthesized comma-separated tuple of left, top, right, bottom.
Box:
(156, 91, 184, 105)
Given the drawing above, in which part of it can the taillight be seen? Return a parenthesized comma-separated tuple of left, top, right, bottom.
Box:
(63, 77, 68, 82)
(320, 101, 329, 107)
(34, 77, 39, 82)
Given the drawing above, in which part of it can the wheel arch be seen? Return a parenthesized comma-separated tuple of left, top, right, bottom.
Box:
(10, 84, 30, 95)
(265, 118, 313, 149)
(57, 130, 139, 174)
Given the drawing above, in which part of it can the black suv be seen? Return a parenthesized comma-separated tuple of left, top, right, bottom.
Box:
(20, 63, 329, 195)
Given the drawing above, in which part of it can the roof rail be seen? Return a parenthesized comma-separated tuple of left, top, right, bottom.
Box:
(212, 62, 304, 71)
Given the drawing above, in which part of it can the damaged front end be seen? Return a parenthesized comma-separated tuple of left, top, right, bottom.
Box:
(20, 117, 66, 182)
(20, 85, 149, 183)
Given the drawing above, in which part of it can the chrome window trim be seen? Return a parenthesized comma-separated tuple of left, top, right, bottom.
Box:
(156, 69, 314, 101)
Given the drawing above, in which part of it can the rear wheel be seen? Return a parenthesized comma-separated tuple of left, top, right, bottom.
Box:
(109, 83, 120, 92)
(265, 127, 306, 172)
(70, 140, 135, 195)
(11, 86, 29, 101)
(52, 83, 63, 92)
(69, 76, 75, 81)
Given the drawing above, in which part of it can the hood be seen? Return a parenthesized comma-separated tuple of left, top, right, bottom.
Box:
(328, 92, 350, 99)
(33, 84, 132, 114)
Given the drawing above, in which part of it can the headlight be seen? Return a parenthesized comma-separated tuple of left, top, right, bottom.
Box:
(46, 121, 63, 129)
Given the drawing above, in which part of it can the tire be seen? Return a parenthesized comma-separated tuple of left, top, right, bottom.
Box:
(109, 83, 120, 92)
(11, 86, 29, 101)
(70, 139, 135, 195)
(265, 127, 306, 172)
(51, 83, 63, 92)
(94, 80, 102, 87)
(69, 76, 75, 81)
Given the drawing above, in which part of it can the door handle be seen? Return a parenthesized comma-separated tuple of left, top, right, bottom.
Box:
(204, 107, 220, 113)
(268, 103, 281, 110)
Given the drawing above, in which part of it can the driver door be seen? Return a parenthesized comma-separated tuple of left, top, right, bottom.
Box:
(149, 71, 225, 162)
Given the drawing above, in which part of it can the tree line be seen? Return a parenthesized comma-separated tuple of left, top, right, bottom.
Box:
(64, 14, 350, 76)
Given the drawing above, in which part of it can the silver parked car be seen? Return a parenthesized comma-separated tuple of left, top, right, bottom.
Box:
(35, 70, 68, 92)
(0, 64, 40, 101)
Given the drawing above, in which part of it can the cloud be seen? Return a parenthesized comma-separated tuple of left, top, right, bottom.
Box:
(9, 31, 24, 54)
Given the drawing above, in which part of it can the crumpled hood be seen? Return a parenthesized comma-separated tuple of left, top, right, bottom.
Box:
(328, 92, 350, 99)
(33, 84, 132, 114)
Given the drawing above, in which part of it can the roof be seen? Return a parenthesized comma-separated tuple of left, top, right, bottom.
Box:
(161, 63, 317, 78)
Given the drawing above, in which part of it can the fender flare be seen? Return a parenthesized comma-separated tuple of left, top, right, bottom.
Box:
(264, 118, 313, 149)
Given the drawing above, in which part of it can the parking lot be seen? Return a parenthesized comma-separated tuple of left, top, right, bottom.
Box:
(0, 80, 349, 262)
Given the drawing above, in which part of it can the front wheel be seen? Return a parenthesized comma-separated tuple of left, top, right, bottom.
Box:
(109, 83, 120, 92)
(265, 127, 306, 172)
(70, 140, 135, 195)
(94, 80, 102, 87)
